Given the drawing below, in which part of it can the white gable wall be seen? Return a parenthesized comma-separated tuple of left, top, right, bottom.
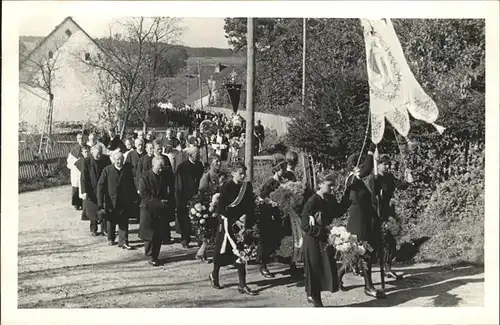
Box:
(19, 19, 112, 133)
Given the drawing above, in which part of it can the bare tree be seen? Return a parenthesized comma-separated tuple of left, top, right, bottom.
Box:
(20, 41, 64, 135)
(82, 17, 184, 138)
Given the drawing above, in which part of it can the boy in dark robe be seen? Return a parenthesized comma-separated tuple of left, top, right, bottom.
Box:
(209, 162, 258, 296)
(175, 147, 204, 248)
(338, 143, 385, 299)
(368, 154, 412, 280)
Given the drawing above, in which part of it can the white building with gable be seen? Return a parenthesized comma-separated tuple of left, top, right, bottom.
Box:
(19, 17, 112, 133)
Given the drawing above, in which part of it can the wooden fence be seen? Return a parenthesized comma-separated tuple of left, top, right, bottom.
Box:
(19, 143, 73, 181)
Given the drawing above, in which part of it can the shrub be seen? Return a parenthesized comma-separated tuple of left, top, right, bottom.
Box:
(409, 166, 484, 264)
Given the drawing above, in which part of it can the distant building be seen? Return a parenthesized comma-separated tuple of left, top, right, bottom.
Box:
(19, 17, 112, 133)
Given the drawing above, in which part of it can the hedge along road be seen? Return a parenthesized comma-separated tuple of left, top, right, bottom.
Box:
(17, 185, 484, 308)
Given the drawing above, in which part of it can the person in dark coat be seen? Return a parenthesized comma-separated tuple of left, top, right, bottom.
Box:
(368, 154, 412, 280)
(301, 174, 350, 307)
(80, 145, 111, 236)
(138, 156, 176, 266)
(135, 142, 155, 185)
(97, 151, 136, 249)
(338, 143, 385, 299)
(161, 129, 179, 151)
(209, 162, 258, 296)
(257, 156, 287, 278)
(175, 146, 204, 248)
(75, 145, 91, 220)
(125, 138, 146, 219)
(195, 154, 222, 262)
(105, 128, 126, 153)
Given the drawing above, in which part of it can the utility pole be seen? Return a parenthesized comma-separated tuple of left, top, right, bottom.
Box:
(198, 60, 203, 109)
(302, 18, 307, 107)
(245, 17, 256, 182)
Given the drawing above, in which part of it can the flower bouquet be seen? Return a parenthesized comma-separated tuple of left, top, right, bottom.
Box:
(328, 226, 373, 270)
(187, 189, 220, 244)
(269, 181, 306, 221)
(232, 214, 259, 264)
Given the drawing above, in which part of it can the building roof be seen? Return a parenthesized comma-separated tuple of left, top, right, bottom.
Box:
(20, 16, 105, 69)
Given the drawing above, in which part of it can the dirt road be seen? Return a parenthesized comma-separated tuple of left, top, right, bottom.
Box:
(18, 185, 484, 308)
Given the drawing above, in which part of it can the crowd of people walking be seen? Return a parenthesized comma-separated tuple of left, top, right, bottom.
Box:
(66, 121, 411, 306)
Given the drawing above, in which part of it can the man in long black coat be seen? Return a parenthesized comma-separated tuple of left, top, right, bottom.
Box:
(175, 146, 204, 248)
(97, 151, 136, 249)
(137, 140, 175, 242)
(138, 156, 176, 266)
(81, 145, 111, 236)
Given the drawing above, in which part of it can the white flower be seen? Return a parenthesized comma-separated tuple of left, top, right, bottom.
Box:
(196, 212, 202, 217)
(194, 203, 203, 212)
(199, 219, 206, 224)
(190, 208, 197, 215)
(348, 234, 358, 243)
(208, 206, 214, 212)
(337, 243, 351, 252)
(203, 214, 209, 219)
(356, 245, 366, 256)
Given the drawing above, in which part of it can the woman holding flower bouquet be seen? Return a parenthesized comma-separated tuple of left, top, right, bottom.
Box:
(301, 174, 351, 307)
(257, 155, 287, 278)
(209, 162, 258, 296)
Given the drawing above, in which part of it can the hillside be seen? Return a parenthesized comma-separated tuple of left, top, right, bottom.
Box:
(19, 35, 238, 61)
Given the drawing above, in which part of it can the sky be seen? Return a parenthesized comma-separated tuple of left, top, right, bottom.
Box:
(19, 16, 229, 48)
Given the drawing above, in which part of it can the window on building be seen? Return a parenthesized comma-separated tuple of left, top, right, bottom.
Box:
(48, 51, 53, 59)
(85, 52, 91, 61)
(65, 29, 72, 37)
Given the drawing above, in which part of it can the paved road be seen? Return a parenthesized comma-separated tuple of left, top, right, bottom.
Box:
(18, 185, 484, 308)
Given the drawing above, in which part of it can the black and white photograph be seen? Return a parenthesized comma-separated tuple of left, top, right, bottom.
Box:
(2, 1, 499, 324)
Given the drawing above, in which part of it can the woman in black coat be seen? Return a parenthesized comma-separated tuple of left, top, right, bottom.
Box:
(338, 143, 385, 298)
(301, 174, 350, 307)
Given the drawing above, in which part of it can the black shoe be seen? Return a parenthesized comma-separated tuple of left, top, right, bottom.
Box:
(181, 240, 189, 248)
(148, 260, 160, 267)
(238, 286, 258, 296)
(364, 287, 386, 299)
(209, 274, 223, 289)
(119, 244, 134, 250)
(108, 240, 115, 246)
(307, 296, 324, 307)
(386, 271, 403, 280)
(259, 266, 275, 278)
